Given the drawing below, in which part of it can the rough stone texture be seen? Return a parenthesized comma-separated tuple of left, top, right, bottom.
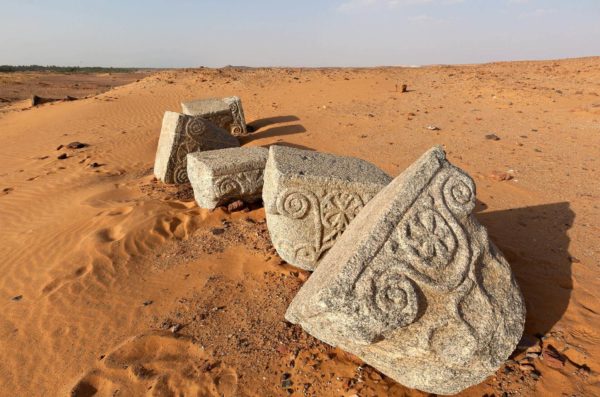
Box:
(181, 96, 247, 135)
(263, 145, 392, 271)
(187, 147, 268, 209)
(285, 146, 526, 395)
(153, 111, 239, 184)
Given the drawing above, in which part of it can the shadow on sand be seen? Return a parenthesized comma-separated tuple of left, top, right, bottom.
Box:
(241, 115, 306, 144)
(476, 201, 575, 337)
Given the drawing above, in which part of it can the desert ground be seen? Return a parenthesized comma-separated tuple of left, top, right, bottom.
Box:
(0, 58, 599, 396)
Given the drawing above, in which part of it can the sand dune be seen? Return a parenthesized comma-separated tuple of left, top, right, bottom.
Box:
(0, 58, 599, 396)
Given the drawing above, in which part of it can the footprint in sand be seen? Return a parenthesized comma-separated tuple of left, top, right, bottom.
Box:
(70, 332, 238, 397)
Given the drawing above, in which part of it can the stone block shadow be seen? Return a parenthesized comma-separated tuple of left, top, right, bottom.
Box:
(241, 115, 306, 144)
(475, 201, 574, 338)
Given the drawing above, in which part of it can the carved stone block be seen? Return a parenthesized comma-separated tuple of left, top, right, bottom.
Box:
(187, 147, 268, 209)
(263, 145, 392, 271)
(285, 146, 525, 395)
(153, 112, 239, 184)
(181, 96, 247, 135)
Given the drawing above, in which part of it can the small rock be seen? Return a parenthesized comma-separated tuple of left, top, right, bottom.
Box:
(169, 323, 182, 333)
(66, 141, 88, 149)
(541, 345, 565, 368)
(401, 84, 408, 93)
(489, 171, 513, 181)
(90, 162, 102, 168)
(57, 153, 68, 160)
(227, 200, 246, 213)
(519, 362, 536, 372)
(142, 300, 153, 306)
(11, 295, 23, 301)
(281, 373, 293, 388)
(485, 133, 501, 141)
(56, 144, 64, 150)
(426, 125, 441, 131)
(211, 228, 225, 236)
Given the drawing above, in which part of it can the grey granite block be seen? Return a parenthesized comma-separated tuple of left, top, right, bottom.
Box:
(187, 147, 268, 209)
(153, 111, 239, 184)
(263, 145, 392, 271)
(181, 96, 247, 135)
(285, 146, 526, 395)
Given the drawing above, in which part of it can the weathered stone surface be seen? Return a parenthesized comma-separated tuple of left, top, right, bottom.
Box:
(263, 145, 392, 271)
(285, 146, 525, 395)
(153, 111, 239, 184)
(181, 96, 247, 135)
(187, 147, 268, 209)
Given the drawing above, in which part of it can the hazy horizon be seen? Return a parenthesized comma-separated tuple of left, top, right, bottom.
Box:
(2, 0, 599, 68)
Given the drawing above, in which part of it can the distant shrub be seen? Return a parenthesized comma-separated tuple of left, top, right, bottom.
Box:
(0, 65, 146, 73)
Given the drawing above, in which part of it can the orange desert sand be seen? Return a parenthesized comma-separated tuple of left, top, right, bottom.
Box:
(0, 58, 599, 396)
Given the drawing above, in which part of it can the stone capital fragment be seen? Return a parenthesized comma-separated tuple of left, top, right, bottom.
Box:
(153, 111, 239, 184)
(263, 145, 392, 271)
(285, 146, 525, 395)
(181, 96, 247, 135)
(187, 147, 268, 209)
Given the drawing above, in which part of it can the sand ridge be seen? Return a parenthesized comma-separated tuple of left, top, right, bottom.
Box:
(0, 59, 599, 396)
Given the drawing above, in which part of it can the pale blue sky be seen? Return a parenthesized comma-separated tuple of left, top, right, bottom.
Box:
(1, 0, 599, 67)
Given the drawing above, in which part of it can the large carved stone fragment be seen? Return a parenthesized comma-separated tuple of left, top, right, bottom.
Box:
(187, 147, 268, 209)
(263, 145, 392, 271)
(153, 112, 239, 184)
(285, 146, 526, 395)
(181, 96, 247, 135)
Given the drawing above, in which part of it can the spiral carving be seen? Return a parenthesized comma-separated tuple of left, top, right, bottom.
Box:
(370, 268, 418, 325)
(215, 176, 242, 196)
(442, 171, 475, 218)
(230, 124, 243, 135)
(185, 118, 207, 138)
(351, 264, 419, 342)
(173, 166, 188, 184)
(276, 189, 311, 219)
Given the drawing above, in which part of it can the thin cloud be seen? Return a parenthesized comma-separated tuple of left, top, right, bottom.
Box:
(337, 0, 462, 12)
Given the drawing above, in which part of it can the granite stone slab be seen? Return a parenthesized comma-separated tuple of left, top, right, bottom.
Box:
(263, 145, 392, 271)
(187, 147, 268, 209)
(285, 146, 526, 395)
(153, 111, 239, 184)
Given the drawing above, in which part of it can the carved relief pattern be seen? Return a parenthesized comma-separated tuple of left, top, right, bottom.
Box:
(166, 118, 208, 184)
(339, 167, 483, 347)
(275, 187, 367, 267)
(227, 100, 245, 135)
(213, 169, 264, 199)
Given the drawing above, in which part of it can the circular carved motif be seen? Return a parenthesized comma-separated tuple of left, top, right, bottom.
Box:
(354, 266, 419, 338)
(277, 189, 311, 219)
(401, 209, 457, 270)
(321, 191, 363, 230)
(185, 118, 207, 138)
(173, 166, 188, 184)
(442, 172, 475, 217)
(215, 176, 241, 196)
(230, 124, 243, 135)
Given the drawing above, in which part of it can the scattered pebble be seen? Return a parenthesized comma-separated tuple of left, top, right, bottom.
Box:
(426, 125, 441, 131)
(541, 345, 565, 368)
(488, 171, 513, 181)
(66, 141, 88, 149)
(57, 153, 68, 160)
(485, 133, 501, 141)
(211, 227, 225, 236)
(11, 295, 23, 301)
(56, 144, 64, 150)
(227, 200, 246, 213)
(142, 300, 153, 306)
